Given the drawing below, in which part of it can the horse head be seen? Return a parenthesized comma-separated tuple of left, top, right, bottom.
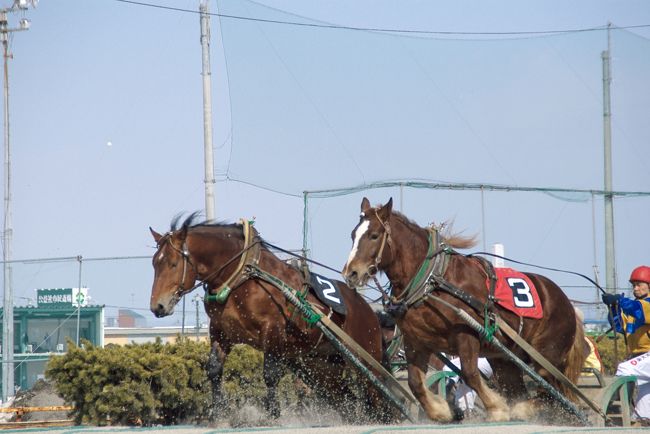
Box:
(343, 197, 394, 288)
(149, 224, 199, 317)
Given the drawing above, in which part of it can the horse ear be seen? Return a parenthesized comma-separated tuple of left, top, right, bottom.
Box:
(150, 227, 162, 243)
(361, 197, 371, 213)
(378, 197, 393, 220)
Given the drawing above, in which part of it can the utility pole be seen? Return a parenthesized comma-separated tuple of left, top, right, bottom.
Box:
(602, 23, 617, 295)
(200, 0, 215, 221)
(1, 0, 35, 403)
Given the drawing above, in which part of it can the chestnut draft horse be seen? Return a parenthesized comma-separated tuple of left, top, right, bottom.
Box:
(149, 213, 393, 423)
(342, 198, 587, 423)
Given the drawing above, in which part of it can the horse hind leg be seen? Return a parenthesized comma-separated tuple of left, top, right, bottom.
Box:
(490, 359, 533, 420)
(263, 353, 285, 419)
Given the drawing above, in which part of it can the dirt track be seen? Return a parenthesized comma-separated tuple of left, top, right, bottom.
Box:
(0, 422, 641, 433)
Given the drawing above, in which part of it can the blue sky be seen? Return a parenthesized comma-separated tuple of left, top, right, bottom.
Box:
(1, 0, 649, 325)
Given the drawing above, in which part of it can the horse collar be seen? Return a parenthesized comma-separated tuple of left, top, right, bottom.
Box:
(204, 219, 261, 304)
(390, 227, 450, 308)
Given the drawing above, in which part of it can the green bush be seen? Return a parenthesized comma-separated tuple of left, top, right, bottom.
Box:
(46, 338, 211, 426)
(45, 339, 307, 426)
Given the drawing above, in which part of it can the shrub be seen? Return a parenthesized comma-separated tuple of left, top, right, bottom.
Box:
(45, 339, 307, 426)
(45, 338, 211, 426)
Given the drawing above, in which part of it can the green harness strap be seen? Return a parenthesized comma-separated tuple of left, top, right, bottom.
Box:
(247, 266, 322, 326)
(396, 230, 435, 303)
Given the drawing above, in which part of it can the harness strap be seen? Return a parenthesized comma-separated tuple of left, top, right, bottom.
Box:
(204, 219, 261, 303)
(394, 227, 449, 308)
(308, 299, 418, 406)
(495, 316, 606, 419)
(469, 255, 500, 340)
(428, 275, 606, 420)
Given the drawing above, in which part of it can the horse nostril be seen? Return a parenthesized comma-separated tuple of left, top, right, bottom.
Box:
(368, 265, 377, 276)
(345, 271, 358, 287)
(153, 304, 165, 317)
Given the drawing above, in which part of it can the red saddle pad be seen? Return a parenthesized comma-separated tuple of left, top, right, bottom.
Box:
(487, 267, 543, 319)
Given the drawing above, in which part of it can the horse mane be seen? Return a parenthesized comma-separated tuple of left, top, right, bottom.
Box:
(390, 210, 477, 250)
(170, 212, 235, 232)
(169, 212, 270, 248)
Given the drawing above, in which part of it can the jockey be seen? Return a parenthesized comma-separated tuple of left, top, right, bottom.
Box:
(442, 356, 493, 419)
(602, 265, 650, 425)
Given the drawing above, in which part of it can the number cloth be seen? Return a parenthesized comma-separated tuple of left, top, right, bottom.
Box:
(487, 267, 543, 319)
(308, 272, 347, 315)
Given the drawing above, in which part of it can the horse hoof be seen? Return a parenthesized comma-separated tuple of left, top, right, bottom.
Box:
(486, 408, 510, 422)
(511, 401, 535, 421)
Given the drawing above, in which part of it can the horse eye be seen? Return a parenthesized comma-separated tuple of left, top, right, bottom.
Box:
(370, 233, 380, 241)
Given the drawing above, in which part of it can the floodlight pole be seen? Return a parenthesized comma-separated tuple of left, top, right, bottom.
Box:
(200, 0, 215, 221)
(1, 0, 32, 403)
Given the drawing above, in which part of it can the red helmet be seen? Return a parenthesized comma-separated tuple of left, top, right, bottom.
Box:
(629, 266, 650, 284)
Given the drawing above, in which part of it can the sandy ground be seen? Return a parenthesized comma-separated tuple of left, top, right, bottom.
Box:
(0, 422, 642, 433)
(1, 379, 642, 433)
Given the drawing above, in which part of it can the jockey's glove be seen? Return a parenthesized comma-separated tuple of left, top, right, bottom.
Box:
(601, 293, 622, 305)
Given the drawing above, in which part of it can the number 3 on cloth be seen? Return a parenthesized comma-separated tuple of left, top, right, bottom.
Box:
(506, 277, 534, 308)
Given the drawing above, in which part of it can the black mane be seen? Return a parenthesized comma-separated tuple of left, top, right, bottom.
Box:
(169, 212, 263, 244)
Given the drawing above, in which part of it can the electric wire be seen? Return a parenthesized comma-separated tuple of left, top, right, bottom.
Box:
(112, 0, 650, 39)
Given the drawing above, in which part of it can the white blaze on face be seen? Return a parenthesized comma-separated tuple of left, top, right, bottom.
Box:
(346, 219, 370, 267)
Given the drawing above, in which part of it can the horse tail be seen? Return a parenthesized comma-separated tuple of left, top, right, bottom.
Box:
(560, 312, 588, 401)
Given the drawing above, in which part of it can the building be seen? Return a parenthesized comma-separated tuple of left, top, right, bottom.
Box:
(0, 288, 104, 391)
(0, 288, 214, 393)
(117, 309, 147, 328)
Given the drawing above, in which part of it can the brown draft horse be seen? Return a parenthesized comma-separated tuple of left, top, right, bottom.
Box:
(149, 213, 392, 422)
(342, 198, 587, 423)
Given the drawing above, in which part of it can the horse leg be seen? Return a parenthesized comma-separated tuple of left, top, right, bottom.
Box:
(488, 358, 532, 419)
(207, 339, 228, 419)
(404, 344, 452, 422)
(263, 352, 284, 419)
(456, 344, 509, 422)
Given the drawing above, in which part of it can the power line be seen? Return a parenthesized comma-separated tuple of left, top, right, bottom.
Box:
(112, 0, 650, 37)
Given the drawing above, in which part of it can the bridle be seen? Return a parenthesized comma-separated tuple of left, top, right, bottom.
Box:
(367, 210, 392, 277)
(155, 233, 198, 298)
(361, 209, 449, 308)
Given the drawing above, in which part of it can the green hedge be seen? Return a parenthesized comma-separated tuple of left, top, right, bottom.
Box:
(45, 338, 305, 426)
(45, 334, 626, 426)
(46, 338, 212, 425)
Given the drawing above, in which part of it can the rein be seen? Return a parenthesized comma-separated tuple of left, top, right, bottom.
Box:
(468, 251, 607, 294)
